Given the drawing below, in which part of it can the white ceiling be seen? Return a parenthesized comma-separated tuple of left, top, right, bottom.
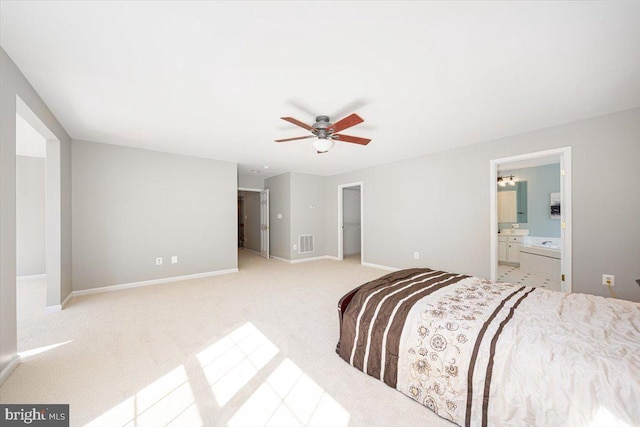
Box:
(2, 1, 639, 179)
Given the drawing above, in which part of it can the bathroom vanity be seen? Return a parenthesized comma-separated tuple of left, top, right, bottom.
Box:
(498, 229, 529, 265)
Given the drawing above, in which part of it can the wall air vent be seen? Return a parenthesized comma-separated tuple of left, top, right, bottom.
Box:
(298, 235, 314, 254)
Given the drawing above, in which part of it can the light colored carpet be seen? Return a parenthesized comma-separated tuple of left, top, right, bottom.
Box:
(1, 250, 454, 427)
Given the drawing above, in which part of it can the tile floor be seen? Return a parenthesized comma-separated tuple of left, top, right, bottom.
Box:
(498, 264, 560, 291)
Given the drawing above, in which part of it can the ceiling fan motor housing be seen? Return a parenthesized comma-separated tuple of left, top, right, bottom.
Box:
(312, 115, 333, 138)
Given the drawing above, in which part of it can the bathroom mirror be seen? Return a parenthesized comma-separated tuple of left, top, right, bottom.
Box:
(498, 181, 527, 224)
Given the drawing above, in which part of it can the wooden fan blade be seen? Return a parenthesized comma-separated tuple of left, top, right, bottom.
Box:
(275, 135, 316, 142)
(281, 116, 313, 131)
(286, 98, 318, 118)
(330, 98, 369, 122)
(330, 113, 364, 133)
(333, 134, 371, 145)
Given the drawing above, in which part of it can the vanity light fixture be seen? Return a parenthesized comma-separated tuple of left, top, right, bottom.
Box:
(497, 175, 516, 187)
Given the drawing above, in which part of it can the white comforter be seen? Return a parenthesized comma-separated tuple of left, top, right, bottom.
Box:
(395, 277, 640, 427)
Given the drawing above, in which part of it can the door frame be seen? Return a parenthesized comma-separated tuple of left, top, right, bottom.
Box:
(238, 187, 269, 259)
(16, 97, 65, 311)
(337, 182, 363, 262)
(259, 189, 270, 259)
(489, 147, 572, 292)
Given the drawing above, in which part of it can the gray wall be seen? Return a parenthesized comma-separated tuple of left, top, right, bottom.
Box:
(499, 164, 561, 237)
(265, 173, 291, 259)
(325, 108, 640, 302)
(241, 191, 261, 253)
(16, 156, 46, 276)
(265, 172, 328, 261)
(238, 174, 264, 190)
(72, 140, 237, 290)
(1, 48, 72, 372)
(343, 188, 361, 255)
(290, 173, 327, 261)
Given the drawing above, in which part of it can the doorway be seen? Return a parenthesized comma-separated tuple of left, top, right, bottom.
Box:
(238, 187, 270, 260)
(338, 182, 363, 263)
(490, 147, 572, 293)
(16, 113, 46, 280)
(15, 97, 64, 311)
(16, 111, 47, 334)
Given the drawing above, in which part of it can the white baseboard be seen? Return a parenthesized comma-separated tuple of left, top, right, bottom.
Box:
(242, 248, 261, 256)
(62, 292, 72, 309)
(290, 255, 334, 264)
(72, 268, 239, 298)
(44, 292, 73, 313)
(361, 262, 400, 272)
(271, 255, 394, 269)
(0, 355, 20, 386)
(271, 255, 339, 264)
(17, 274, 47, 281)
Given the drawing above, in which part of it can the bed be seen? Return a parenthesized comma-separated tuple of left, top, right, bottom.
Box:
(336, 268, 640, 426)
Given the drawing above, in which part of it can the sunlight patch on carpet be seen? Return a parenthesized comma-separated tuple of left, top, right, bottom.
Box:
(197, 322, 279, 407)
(228, 358, 350, 426)
(18, 340, 73, 360)
(87, 365, 201, 426)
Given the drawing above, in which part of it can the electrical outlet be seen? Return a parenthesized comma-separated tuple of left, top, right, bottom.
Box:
(414, 252, 420, 260)
(171, 256, 178, 264)
(602, 274, 615, 286)
(156, 257, 163, 266)
(293, 243, 297, 251)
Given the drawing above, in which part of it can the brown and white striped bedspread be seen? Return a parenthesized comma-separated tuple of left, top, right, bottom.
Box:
(337, 268, 640, 426)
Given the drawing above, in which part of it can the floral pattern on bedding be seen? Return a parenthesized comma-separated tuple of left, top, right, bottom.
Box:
(403, 278, 518, 423)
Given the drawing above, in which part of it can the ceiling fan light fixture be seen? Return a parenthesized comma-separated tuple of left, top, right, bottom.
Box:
(313, 138, 335, 153)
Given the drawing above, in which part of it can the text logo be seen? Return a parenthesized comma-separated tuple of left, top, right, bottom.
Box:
(1, 405, 69, 427)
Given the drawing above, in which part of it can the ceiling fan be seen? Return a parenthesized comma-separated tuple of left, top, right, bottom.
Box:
(275, 114, 371, 153)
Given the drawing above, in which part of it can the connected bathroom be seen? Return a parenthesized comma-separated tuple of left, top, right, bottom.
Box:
(497, 162, 562, 290)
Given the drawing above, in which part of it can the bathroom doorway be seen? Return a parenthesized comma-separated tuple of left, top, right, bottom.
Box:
(490, 148, 572, 293)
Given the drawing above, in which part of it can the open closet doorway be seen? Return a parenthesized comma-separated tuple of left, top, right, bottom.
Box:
(490, 147, 572, 293)
(338, 182, 363, 263)
(238, 187, 270, 260)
